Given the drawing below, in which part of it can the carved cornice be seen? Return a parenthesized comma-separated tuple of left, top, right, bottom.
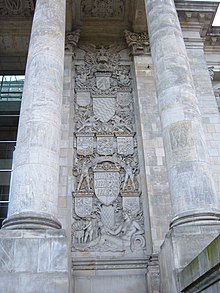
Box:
(124, 30, 150, 56)
(175, 0, 219, 38)
(72, 257, 149, 271)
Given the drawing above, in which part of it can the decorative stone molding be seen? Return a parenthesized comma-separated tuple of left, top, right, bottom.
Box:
(0, 0, 34, 16)
(124, 30, 150, 55)
(72, 257, 149, 271)
(65, 29, 81, 52)
(80, 0, 125, 19)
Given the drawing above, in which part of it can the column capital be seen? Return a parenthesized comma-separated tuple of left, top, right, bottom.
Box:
(65, 29, 81, 53)
(124, 30, 150, 56)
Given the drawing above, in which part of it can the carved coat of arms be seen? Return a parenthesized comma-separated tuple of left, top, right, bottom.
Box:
(94, 167, 120, 205)
(117, 136, 134, 155)
(75, 197, 93, 217)
(76, 91, 91, 107)
(117, 92, 132, 107)
(96, 76, 111, 90)
(93, 97, 115, 122)
(77, 135, 94, 156)
(97, 135, 114, 155)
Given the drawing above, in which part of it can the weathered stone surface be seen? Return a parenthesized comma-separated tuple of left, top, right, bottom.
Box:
(3, 0, 66, 229)
(179, 234, 220, 293)
(144, 0, 220, 227)
(133, 54, 171, 253)
(0, 230, 68, 293)
(74, 272, 147, 293)
(159, 225, 220, 292)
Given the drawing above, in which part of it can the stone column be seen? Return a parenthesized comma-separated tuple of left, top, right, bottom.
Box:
(2, 0, 66, 229)
(144, 0, 220, 227)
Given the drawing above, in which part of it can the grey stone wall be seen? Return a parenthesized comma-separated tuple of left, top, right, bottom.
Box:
(57, 54, 74, 232)
(179, 234, 220, 293)
(0, 230, 69, 293)
(133, 55, 171, 252)
(187, 46, 220, 204)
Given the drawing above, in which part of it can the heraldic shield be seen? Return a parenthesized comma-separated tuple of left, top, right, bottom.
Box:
(94, 169, 120, 205)
(93, 97, 115, 122)
(75, 197, 93, 217)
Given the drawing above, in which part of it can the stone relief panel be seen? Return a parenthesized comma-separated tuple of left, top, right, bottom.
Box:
(80, 0, 125, 19)
(71, 44, 146, 258)
(0, 0, 34, 16)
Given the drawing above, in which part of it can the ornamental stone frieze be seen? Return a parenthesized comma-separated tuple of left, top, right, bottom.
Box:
(0, 0, 34, 16)
(71, 44, 146, 257)
(80, 0, 125, 19)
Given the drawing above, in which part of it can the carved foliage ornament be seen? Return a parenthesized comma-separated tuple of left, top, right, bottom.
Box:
(81, 0, 125, 18)
(124, 30, 150, 55)
(65, 29, 81, 52)
(1, 0, 34, 16)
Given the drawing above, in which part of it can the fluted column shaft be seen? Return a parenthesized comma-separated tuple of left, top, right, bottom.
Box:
(3, 0, 66, 229)
(144, 0, 220, 227)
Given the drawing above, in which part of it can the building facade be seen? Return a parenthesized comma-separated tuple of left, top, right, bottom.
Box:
(0, 0, 220, 292)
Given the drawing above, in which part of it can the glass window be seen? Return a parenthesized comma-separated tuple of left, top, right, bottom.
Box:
(0, 75, 23, 226)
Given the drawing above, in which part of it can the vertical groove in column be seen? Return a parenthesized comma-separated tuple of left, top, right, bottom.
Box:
(145, 0, 220, 227)
(2, 0, 66, 229)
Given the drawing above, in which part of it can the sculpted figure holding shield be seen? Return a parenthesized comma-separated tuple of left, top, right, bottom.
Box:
(123, 160, 136, 191)
(77, 160, 91, 192)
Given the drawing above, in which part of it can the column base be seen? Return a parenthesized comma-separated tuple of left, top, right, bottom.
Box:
(159, 223, 220, 293)
(2, 212, 62, 230)
(170, 211, 220, 228)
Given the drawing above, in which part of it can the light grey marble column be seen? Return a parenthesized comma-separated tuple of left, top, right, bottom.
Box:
(144, 0, 220, 227)
(2, 0, 66, 229)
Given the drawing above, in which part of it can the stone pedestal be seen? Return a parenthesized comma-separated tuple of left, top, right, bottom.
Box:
(0, 230, 69, 293)
(159, 224, 220, 292)
(2, 0, 66, 229)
